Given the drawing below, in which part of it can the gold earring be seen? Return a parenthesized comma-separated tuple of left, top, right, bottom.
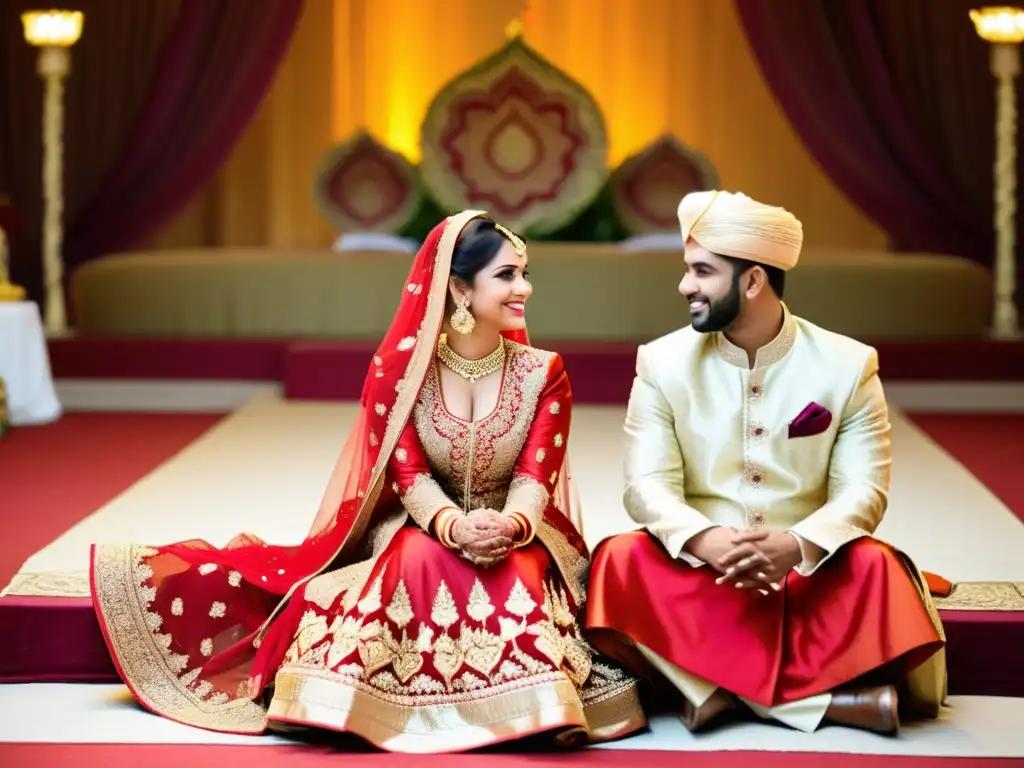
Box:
(450, 296, 476, 334)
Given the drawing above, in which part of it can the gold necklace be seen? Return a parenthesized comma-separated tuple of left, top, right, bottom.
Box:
(436, 333, 506, 383)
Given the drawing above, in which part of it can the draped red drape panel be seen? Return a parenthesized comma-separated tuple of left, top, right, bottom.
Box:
(0, 0, 303, 307)
(735, 0, 1022, 301)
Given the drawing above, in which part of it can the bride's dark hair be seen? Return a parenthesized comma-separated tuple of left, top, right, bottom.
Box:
(449, 218, 520, 289)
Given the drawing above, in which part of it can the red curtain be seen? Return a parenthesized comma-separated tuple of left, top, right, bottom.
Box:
(735, 0, 1021, 300)
(0, 0, 303, 306)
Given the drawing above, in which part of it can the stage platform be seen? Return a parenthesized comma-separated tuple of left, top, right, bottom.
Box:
(1, 394, 1022, 702)
(47, 336, 1024, 407)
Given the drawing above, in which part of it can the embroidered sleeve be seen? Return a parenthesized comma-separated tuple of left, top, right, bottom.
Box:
(390, 419, 461, 542)
(501, 353, 571, 546)
(789, 348, 891, 575)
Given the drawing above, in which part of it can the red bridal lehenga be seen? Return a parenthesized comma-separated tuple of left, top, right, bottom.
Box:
(89, 211, 647, 752)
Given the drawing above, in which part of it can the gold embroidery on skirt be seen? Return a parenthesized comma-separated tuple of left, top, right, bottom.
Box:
(92, 543, 267, 733)
(279, 570, 612, 701)
(267, 566, 647, 750)
(537, 520, 589, 605)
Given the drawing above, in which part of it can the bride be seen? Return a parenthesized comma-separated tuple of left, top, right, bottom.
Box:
(90, 210, 648, 752)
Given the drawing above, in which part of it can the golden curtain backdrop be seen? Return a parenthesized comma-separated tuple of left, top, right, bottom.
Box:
(150, 0, 886, 253)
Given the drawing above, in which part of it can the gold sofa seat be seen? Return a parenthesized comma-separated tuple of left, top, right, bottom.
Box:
(71, 245, 992, 341)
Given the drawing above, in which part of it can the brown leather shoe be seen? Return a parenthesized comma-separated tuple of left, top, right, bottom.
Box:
(825, 685, 900, 735)
(681, 689, 739, 732)
(896, 678, 940, 721)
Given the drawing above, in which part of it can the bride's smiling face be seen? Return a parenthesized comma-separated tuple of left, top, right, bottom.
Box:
(448, 221, 532, 335)
(464, 241, 531, 333)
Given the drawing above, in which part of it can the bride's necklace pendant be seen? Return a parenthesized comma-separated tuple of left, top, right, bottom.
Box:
(436, 333, 506, 383)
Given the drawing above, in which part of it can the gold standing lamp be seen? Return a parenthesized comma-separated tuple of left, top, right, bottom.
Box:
(971, 6, 1024, 339)
(0, 377, 8, 439)
(0, 224, 27, 302)
(21, 9, 83, 336)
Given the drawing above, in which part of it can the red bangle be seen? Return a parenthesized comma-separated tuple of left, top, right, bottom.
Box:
(506, 512, 532, 545)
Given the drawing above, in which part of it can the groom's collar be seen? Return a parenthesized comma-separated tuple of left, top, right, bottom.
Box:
(714, 303, 797, 370)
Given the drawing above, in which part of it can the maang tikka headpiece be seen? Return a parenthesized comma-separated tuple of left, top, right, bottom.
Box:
(494, 223, 527, 256)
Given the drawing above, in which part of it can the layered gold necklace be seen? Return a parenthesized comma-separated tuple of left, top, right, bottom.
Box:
(436, 333, 506, 383)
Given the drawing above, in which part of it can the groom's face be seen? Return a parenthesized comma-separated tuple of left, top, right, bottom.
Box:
(679, 240, 744, 333)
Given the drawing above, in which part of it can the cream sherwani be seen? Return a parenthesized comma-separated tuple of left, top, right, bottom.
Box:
(619, 305, 946, 731)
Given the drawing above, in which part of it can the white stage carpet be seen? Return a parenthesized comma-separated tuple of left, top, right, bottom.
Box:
(8, 392, 1024, 592)
(0, 684, 1020, 758)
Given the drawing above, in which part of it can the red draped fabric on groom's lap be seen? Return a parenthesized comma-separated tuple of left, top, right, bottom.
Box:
(0, 0, 303, 306)
(586, 534, 944, 708)
(734, 0, 1023, 300)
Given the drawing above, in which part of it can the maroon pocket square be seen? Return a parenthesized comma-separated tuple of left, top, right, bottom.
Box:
(788, 402, 832, 438)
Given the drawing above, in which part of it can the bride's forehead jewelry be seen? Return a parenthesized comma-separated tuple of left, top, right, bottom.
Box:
(494, 223, 526, 257)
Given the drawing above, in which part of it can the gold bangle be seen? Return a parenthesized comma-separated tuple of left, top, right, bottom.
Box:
(434, 508, 462, 548)
(505, 512, 533, 546)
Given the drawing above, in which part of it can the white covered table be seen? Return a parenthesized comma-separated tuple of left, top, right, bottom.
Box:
(0, 301, 62, 425)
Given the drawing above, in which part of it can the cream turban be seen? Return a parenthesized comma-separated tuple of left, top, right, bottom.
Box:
(677, 190, 803, 271)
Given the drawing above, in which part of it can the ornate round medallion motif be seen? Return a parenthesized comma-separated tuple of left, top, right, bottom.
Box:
(611, 135, 719, 235)
(313, 131, 422, 234)
(421, 37, 608, 234)
(484, 113, 543, 177)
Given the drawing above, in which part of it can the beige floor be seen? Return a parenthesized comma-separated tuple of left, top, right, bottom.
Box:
(0, 683, 1019, 756)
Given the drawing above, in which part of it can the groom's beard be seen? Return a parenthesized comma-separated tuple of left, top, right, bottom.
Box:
(689, 281, 742, 333)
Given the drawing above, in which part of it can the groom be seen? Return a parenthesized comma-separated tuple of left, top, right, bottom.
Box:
(585, 190, 945, 735)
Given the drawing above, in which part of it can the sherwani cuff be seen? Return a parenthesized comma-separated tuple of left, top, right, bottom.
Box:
(624, 480, 718, 564)
(787, 531, 828, 576)
(678, 549, 708, 568)
(788, 513, 867, 576)
(647, 519, 718, 566)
